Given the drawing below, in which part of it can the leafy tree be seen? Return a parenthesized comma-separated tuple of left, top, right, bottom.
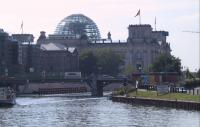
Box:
(96, 50, 124, 75)
(79, 49, 124, 76)
(150, 54, 181, 73)
(79, 51, 97, 76)
(185, 68, 194, 79)
(123, 65, 135, 75)
(196, 69, 200, 78)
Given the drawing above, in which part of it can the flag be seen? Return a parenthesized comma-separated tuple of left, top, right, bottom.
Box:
(135, 9, 140, 17)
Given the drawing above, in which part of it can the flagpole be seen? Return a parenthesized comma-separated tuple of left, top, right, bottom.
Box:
(21, 27, 23, 34)
(135, 9, 141, 25)
(155, 17, 157, 31)
(21, 21, 23, 34)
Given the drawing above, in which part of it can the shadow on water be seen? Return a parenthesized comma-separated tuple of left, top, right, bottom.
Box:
(0, 104, 14, 108)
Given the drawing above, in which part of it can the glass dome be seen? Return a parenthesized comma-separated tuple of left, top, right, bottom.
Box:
(54, 14, 101, 40)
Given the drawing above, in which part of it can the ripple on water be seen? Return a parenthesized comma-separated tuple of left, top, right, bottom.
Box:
(0, 95, 199, 127)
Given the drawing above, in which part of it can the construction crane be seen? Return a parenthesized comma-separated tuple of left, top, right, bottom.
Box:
(182, 31, 200, 33)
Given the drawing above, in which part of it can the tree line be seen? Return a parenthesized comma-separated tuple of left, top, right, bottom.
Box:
(79, 49, 123, 76)
(79, 49, 183, 77)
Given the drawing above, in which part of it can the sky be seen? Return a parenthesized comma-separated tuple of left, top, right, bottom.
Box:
(0, 0, 199, 71)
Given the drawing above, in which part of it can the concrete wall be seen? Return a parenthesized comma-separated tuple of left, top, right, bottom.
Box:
(18, 82, 130, 94)
(18, 82, 90, 94)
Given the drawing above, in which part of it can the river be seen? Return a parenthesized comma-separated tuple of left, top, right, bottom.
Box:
(0, 93, 200, 127)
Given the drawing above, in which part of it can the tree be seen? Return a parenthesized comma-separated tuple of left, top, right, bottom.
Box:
(150, 54, 181, 73)
(185, 68, 195, 79)
(79, 49, 124, 76)
(197, 69, 200, 78)
(79, 51, 97, 76)
(96, 50, 123, 75)
(123, 65, 135, 75)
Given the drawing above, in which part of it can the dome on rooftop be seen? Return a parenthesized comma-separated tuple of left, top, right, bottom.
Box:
(54, 14, 101, 40)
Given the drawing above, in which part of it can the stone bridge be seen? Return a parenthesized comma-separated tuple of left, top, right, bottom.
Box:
(0, 76, 129, 97)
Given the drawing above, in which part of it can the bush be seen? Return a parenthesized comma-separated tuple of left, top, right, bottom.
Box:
(184, 78, 200, 89)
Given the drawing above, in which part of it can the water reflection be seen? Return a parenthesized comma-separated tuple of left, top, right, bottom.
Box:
(0, 94, 199, 127)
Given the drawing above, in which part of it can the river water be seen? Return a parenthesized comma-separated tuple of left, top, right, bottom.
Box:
(0, 93, 200, 127)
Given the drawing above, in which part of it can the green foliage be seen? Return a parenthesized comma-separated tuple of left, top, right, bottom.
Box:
(79, 51, 97, 76)
(128, 91, 200, 102)
(184, 78, 200, 89)
(115, 88, 126, 95)
(96, 50, 124, 75)
(185, 68, 195, 79)
(79, 49, 124, 76)
(123, 65, 135, 75)
(197, 69, 200, 78)
(150, 54, 181, 73)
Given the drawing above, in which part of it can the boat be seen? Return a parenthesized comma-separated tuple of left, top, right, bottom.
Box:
(0, 86, 16, 106)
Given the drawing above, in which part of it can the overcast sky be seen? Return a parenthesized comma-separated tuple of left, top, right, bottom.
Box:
(0, 0, 199, 71)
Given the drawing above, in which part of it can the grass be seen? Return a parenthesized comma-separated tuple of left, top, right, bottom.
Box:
(115, 89, 200, 102)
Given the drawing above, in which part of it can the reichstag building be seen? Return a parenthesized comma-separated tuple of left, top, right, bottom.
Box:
(37, 14, 171, 72)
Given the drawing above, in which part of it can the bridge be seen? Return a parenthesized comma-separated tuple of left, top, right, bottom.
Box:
(0, 75, 129, 97)
(84, 75, 129, 96)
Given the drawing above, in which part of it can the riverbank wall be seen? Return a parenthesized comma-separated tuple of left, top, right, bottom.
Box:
(17, 83, 125, 94)
(111, 96, 200, 111)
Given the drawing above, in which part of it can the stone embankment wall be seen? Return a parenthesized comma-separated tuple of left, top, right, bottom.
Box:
(17, 83, 125, 94)
(111, 96, 200, 111)
(18, 83, 90, 94)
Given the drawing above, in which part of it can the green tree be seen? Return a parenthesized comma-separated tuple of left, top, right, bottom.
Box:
(79, 51, 97, 76)
(185, 68, 194, 79)
(197, 69, 200, 78)
(96, 50, 123, 75)
(123, 65, 135, 75)
(79, 49, 124, 76)
(150, 54, 181, 73)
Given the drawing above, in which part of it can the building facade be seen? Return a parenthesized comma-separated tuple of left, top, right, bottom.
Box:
(0, 29, 19, 77)
(39, 43, 79, 74)
(11, 34, 79, 75)
(37, 14, 171, 73)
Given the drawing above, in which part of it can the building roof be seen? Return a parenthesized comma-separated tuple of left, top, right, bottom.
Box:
(54, 14, 101, 40)
(40, 43, 76, 53)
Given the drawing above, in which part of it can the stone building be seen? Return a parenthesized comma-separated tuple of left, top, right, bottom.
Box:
(37, 14, 171, 73)
(0, 29, 19, 76)
(12, 34, 35, 73)
(12, 34, 79, 75)
(39, 43, 79, 73)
